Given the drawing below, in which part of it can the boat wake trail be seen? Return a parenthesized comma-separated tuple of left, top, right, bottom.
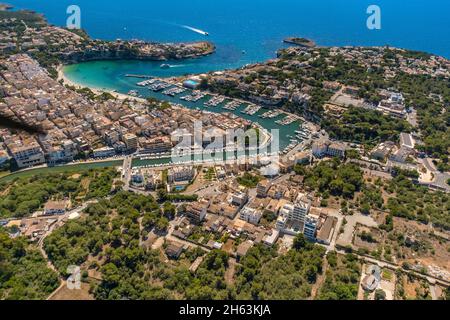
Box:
(182, 25, 209, 36)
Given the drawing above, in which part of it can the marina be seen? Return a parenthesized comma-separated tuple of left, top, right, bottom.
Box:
(241, 104, 262, 115)
(180, 91, 208, 102)
(162, 86, 186, 97)
(132, 78, 308, 152)
(137, 79, 158, 86)
(260, 110, 283, 119)
(148, 81, 172, 92)
(275, 114, 297, 125)
(204, 95, 226, 107)
(222, 100, 241, 111)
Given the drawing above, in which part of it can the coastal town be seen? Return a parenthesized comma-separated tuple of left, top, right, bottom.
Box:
(0, 4, 449, 302)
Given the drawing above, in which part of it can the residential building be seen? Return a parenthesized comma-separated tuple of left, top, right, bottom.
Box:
(362, 265, 381, 292)
(141, 136, 172, 154)
(327, 142, 347, 158)
(231, 192, 248, 208)
(400, 132, 415, 150)
(316, 216, 338, 245)
(93, 147, 116, 158)
(263, 229, 280, 246)
(276, 203, 294, 230)
(165, 242, 185, 260)
(123, 133, 138, 151)
(168, 166, 195, 183)
(313, 139, 346, 158)
(189, 256, 204, 273)
(256, 180, 271, 198)
(0, 149, 10, 166)
(312, 140, 329, 158)
(9, 143, 45, 169)
(370, 142, 397, 161)
(304, 214, 319, 241)
(294, 151, 311, 165)
(292, 194, 311, 224)
(44, 200, 67, 216)
(185, 200, 209, 224)
(239, 206, 262, 225)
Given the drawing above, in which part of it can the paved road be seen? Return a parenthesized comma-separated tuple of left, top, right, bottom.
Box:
(422, 158, 437, 172)
(350, 251, 450, 287)
(122, 156, 133, 191)
(420, 158, 450, 192)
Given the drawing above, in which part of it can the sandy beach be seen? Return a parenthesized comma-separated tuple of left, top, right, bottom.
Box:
(57, 64, 147, 103)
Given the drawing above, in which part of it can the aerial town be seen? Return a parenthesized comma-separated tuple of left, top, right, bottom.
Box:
(0, 5, 449, 302)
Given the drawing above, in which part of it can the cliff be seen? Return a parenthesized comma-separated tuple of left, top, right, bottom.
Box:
(60, 40, 216, 63)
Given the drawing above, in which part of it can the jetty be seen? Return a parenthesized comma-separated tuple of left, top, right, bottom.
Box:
(125, 74, 153, 79)
(204, 96, 226, 107)
(241, 105, 261, 116)
(223, 100, 241, 111)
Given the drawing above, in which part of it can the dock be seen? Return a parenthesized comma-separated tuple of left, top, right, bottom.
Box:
(125, 74, 153, 79)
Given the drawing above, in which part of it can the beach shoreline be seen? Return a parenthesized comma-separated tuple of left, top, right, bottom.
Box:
(57, 64, 148, 103)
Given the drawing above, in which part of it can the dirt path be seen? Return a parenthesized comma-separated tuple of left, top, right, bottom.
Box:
(0, 185, 11, 196)
(225, 258, 237, 285)
(310, 257, 328, 299)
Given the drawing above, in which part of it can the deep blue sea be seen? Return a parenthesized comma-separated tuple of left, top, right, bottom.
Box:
(9, 0, 450, 67)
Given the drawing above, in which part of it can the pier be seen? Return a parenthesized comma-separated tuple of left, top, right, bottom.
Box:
(125, 74, 154, 79)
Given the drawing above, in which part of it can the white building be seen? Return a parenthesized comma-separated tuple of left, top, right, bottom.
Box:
(276, 203, 294, 230)
(292, 195, 311, 224)
(304, 215, 319, 241)
(240, 207, 262, 225)
(263, 229, 280, 246)
(231, 192, 248, 208)
(326, 142, 347, 158)
(9, 143, 45, 169)
(400, 133, 415, 150)
(44, 201, 67, 216)
(312, 140, 329, 158)
(168, 166, 195, 183)
(93, 147, 116, 158)
(312, 140, 346, 158)
(186, 200, 209, 224)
